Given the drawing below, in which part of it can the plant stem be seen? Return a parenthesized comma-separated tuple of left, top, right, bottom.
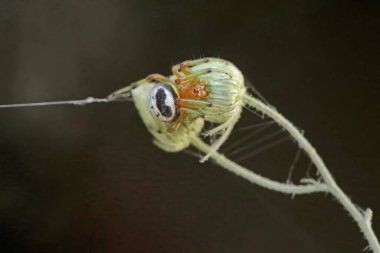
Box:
(190, 136, 327, 195)
(190, 94, 380, 253)
(242, 94, 379, 253)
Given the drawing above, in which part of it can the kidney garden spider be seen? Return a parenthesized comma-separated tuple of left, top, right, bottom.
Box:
(0, 57, 378, 252)
(106, 57, 246, 158)
(108, 58, 245, 131)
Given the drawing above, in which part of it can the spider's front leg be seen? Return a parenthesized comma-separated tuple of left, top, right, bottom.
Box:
(108, 73, 176, 100)
(171, 58, 211, 78)
(144, 73, 175, 85)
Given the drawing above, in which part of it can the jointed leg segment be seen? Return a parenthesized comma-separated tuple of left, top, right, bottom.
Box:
(171, 58, 211, 78)
(108, 73, 177, 100)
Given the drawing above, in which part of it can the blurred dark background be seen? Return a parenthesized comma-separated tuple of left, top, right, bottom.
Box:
(0, 0, 379, 252)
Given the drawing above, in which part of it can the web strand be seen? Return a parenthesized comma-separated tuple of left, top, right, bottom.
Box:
(0, 96, 132, 109)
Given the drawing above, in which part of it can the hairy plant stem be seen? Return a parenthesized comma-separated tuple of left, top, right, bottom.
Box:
(190, 136, 328, 194)
(190, 94, 379, 253)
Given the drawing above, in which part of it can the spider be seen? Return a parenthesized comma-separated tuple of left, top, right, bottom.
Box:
(108, 57, 245, 134)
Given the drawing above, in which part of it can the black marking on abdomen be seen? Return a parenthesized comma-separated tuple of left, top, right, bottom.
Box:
(155, 88, 173, 117)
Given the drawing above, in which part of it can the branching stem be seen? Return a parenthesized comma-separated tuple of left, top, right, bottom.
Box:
(190, 136, 328, 194)
(190, 94, 379, 253)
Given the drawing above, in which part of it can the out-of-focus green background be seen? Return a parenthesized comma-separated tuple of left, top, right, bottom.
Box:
(0, 1, 379, 252)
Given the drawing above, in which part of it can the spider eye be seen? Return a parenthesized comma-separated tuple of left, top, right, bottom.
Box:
(149, 83, 178, 122)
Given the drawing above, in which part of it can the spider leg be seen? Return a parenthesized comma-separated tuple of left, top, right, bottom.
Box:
(178, 100, 236, 123)
(145, 73, 175, 85)
(171, 58, 211, 78)
(175, 67, 232, 86)
(108, 73, 177, 100)
(189, 67, 233, 79)
(176, 98, 212, 108)
(179, 62, 193, 75)
(168, 110, 189, 132)
(175, 99, 232, 121)
(168, 98, 210, 132)
(176, 98, 233, 111)
(171, 62, 194, 78)
(171, 66, 182, 78)
(107, 85, 135, 100)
